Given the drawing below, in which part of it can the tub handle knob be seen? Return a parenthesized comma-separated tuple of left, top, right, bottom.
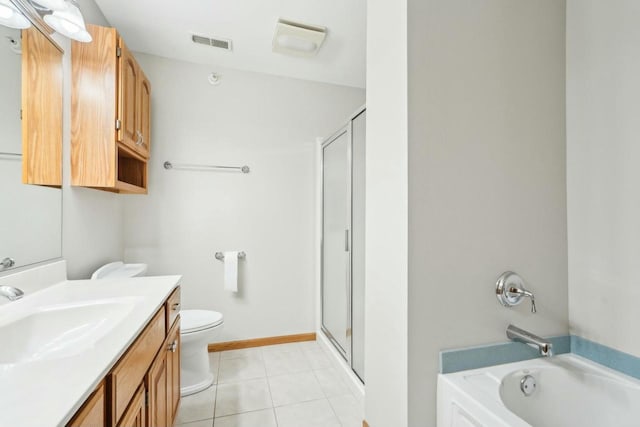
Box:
(496, 271, 537, 313)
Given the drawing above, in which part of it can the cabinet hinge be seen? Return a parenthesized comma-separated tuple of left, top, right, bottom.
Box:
(115, 119, 121, 130)
(20, 109, 22, 120)
(116, 47, 122, 57)
(145, 390, 149, 407)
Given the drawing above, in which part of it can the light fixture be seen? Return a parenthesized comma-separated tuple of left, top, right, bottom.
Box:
(44, 0, 91, 42)
(31, 0, 67, 11)
(0, 0, 31, 29)
(272, 18, 326, 57)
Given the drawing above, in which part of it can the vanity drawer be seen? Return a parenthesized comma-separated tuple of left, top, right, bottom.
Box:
(166, 286, 181, 330)
(109, 307, 165, 424)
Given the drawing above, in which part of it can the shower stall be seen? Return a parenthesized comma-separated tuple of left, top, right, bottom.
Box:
(321, 106, 366, 382)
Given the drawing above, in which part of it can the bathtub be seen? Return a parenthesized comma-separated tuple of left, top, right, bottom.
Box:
(437, 354, 640, 427)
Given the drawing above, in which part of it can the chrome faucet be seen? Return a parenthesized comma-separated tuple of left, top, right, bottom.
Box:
(0, 285, 24, 301)
(507, 324, 553, 357)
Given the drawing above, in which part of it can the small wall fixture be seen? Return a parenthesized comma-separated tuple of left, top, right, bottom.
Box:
(207, 72, 221, 86)
(272, 18, 326, 57)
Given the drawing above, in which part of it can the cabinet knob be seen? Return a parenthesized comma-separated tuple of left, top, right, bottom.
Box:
(172, 302, 180, 311)
(168, 340, 178, 352)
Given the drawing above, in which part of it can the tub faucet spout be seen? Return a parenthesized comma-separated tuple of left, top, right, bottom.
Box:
(506, 324, 553, 357)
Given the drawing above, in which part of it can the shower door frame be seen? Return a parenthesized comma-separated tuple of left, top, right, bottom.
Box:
(321, 122, 353, 366)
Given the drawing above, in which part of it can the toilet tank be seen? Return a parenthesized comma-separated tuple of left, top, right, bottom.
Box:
(91, 262, 148, 279)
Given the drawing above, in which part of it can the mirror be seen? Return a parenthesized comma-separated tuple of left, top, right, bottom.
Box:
(0, 22, 62, 272)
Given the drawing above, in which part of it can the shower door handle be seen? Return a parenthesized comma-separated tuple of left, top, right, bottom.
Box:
(345, 229, 350, 252)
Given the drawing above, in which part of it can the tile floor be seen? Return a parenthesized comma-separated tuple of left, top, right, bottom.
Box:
(175, 341, 364, 427)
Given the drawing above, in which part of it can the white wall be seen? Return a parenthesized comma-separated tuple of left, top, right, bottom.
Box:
(364, 0, 409, 426)
(122, 53, 364, 342)
(406, 1, 568, 425)
(567, 0, 640, 357)
(59, 1, 125, 279)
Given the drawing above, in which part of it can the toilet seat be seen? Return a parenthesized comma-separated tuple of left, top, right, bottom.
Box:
(180, 309, 224, 334)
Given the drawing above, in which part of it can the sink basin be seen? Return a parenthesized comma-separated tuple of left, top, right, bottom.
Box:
(0, 298, 138, 365)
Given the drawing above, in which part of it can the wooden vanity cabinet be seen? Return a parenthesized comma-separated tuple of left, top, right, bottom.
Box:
(68, 382, 106, 427)
(117, 385, 146, 427)
(146, 350, 168, 427)
(66, 286, 180, 427)
(166, 320, 181, 424)
(109, 309, 166, 424)
(71, 24, 151, 194)
(147, 320, 181, 427)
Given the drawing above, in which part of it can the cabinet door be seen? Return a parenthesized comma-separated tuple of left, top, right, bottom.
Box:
(117, 40, 138, 151)
(117, 385, 146, 427)
(67, 382, 105, 427)
(166, 320, 181, 424)
(22, 26, 63, 186)
(147, 347, 168, 427)
(136, 70, 151, 158)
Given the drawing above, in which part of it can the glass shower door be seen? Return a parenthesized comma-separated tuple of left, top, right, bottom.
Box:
(322, 126, 351, 357)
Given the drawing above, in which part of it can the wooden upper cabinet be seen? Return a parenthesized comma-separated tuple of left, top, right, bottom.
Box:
(118, 41, 139, 153)
(71, 24, 150, 194)
(22, 27, 63, 187)
(137, 71, 151, 158)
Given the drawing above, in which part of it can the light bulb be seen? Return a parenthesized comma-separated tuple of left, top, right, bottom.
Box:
(43, 1, 91, 42)
(0, 0, 31, 29)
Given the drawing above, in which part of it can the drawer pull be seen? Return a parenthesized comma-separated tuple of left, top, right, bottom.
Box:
(168, 340, 177, 353)
(171, 302, 180, 311)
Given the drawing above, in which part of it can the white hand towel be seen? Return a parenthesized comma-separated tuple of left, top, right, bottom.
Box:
(224, 251, 238, 292)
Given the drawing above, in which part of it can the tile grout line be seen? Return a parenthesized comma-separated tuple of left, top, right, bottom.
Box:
(212, 352, 221, 424)
(310, 368, 345, 426)
(262, 346, 280, 427)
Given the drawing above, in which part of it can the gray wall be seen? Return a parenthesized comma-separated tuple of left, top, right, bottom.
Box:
(406, 0, 568, 424)
(122, 53, 365, 342)
(567, 0, 640, 357)
(364, 0, 409, 425)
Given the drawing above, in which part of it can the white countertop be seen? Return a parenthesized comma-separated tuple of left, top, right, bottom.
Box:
(0, 275, 181, 427)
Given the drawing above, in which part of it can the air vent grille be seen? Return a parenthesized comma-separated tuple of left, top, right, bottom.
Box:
(191, 34, 232, 51)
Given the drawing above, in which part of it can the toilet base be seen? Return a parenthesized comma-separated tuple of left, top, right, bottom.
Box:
(180, 373, 214, 397)
(180, 323, 222, 397)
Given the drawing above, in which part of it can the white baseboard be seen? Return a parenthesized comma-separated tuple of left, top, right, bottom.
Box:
(317, 330, 365, 398)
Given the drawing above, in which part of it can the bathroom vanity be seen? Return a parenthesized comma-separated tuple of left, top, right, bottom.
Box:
(0, 274, 181, 427)
(69, 286, 181, 427)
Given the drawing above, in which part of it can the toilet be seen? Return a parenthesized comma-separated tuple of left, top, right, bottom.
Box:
(92, 262, 224, 396)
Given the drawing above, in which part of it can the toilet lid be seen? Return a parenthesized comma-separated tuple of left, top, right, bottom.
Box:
(181, 310, 224, 334)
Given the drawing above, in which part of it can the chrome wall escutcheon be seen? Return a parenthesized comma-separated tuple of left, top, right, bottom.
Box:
(496, 271, 537, 313)
(0, 258, 15, 269)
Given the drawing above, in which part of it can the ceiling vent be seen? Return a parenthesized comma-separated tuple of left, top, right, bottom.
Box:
(191, 34, 232, 51)
(272, 18, 326, 57)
